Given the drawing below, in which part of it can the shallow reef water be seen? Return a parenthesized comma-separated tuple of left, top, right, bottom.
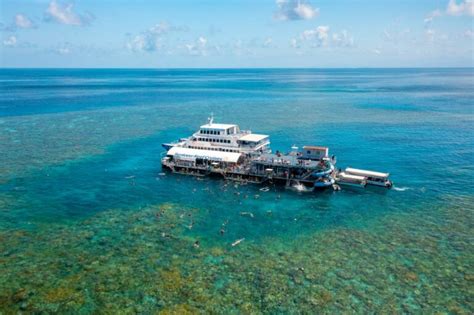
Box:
(0, 198, 472, 313)
(0, 68, 473, 313)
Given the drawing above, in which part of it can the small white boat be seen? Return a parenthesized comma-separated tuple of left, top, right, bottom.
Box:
(345, 167, 392, 188)
(335, 172, 367, 188)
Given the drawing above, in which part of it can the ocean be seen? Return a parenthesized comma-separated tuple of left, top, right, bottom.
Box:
(0, 68, 472, 313)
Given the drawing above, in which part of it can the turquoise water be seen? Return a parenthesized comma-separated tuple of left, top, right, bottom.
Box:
(0, 69, 472, 313)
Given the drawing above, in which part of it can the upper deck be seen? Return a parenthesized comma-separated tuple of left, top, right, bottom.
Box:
(185, 117, 271, 154)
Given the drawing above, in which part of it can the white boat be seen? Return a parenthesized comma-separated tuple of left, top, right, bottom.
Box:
(162, 114, 271, 156)
(335, 172, 367, 187)
(345, 167, 392, 188)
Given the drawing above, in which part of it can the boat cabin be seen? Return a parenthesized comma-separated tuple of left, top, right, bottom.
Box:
(237, 133, 270, 151)
(166, 146, 243, 168)
(301, 146, 329, 161)
(199, 123, 239, 136)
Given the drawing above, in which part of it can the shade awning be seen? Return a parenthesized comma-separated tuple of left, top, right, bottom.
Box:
(238, 134, 269, 142)
(339, 172, 366, 180)
(167, 147, 242, 163)
(345, 167, 389, 178)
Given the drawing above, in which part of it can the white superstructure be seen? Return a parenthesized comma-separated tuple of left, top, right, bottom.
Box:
(162, 115, 271, 156)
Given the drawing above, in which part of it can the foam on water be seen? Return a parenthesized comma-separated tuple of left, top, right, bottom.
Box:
(392, 186, 411, 191)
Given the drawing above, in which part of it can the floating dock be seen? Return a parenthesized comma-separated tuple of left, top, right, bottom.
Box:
(161, 146, 392, 191)
(161, 117, 392, 191)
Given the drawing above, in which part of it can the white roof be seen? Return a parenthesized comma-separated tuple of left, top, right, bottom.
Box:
(200, 123, 236, 130)
(238, 134, 269, 142)
(167, 147, 242, 163)
(339, 172, 366, 180)
(345, 167, 389, 178)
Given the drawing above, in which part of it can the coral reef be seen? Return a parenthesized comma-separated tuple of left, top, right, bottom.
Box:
(0, 198, 472, 313)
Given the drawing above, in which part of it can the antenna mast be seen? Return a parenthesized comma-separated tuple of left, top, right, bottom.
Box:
(208, 112, 214, 125)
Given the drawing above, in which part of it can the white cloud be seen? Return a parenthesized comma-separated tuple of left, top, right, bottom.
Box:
(300, 25, 330, 46)
(290, 38, 300, 48)
(424, 9, 442, 23)
(464, 29, 474, 38)
(185, 36, 208, 56)
(127, 33, 162, 52)
(57, 47, 70, 55)
(45, 0, 93, 26)
(332, 29, 354, 47)
(446, 0, 474, 16)
(126, 22, 186, 53)
(275, 0, 319, 21)
(296, 26, 354, 50)
(3, 35, 17, 47)
(263, 37, 273, 48)
(372, 49, 381, 55)
(382, 28, 411, 44)
(425, 29, 436, 42)
(15, 14, 35, 29)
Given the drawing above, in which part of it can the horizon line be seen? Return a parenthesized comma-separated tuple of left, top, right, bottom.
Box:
(1, 66, 473, 70)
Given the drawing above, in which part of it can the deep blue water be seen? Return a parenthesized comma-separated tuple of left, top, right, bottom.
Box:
(0, 68, 472, 313)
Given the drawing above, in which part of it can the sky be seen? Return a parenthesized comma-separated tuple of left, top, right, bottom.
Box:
(0, 0, 473, 68)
